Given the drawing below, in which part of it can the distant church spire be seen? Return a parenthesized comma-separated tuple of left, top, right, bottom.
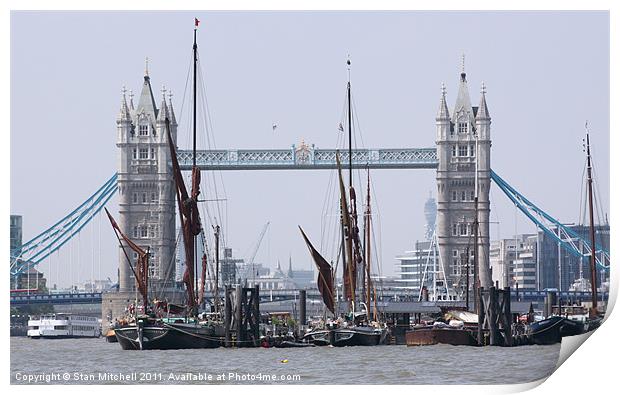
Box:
(288, 255, 294, 278)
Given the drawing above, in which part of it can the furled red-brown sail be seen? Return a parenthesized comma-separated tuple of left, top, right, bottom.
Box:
(105, 208, 149, 311)
(299, 226, 335, 314)
(165, 118, 202, 309)
(336, 152, 356, 302)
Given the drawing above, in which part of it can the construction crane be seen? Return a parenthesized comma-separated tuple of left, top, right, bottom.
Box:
(246, 222, 270, 283)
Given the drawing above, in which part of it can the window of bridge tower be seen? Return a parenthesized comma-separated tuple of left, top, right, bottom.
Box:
(139, 124, 148, 136)
(458, 122, 468, 134)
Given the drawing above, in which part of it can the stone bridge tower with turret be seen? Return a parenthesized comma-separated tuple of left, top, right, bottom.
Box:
(435, 68, 492, 299)
(115, 68, 178, 293)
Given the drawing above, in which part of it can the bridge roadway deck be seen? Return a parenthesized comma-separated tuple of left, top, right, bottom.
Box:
(176, 147, 439, 170)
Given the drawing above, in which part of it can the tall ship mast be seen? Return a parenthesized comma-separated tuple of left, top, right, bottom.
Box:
(110, 18, 225, 349)
(300, 58, 388, 346)
(585, 128, 599, 318)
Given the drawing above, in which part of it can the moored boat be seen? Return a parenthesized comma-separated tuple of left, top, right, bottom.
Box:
(331, 325, 388, 347)
(27, 314, 100, 339)
(406, 324, 478, 347)
(105, 20, 227, 350)
(114, 318, 222, 350)
(527, 316, 564, 345)
(104, 328, 118, 343)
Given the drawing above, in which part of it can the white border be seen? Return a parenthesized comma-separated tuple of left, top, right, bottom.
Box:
(3, 1, 617, 394)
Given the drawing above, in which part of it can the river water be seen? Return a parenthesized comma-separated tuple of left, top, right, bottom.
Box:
(10, 337, 560, 385)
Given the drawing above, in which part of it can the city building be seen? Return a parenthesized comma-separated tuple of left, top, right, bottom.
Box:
(395, 240, 435, 292)
(488, 224, 610, 293)
(490, 234, 538, 291)
(395, 189, 460, 300)
(14, 268, 47, 292)
(220, 247, 242, 286)
(537, 224, 610, 292)
(80, 278, 115, 293)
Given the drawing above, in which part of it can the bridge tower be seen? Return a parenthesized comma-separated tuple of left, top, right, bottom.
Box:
(435, 68, 492, 299)
(115, 69, 177, 293)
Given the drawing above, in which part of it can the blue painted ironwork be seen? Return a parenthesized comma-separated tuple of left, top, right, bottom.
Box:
(10, 174, 118, 277)
(10, 292, 102, 306)
(491, 170, 610, 271)
(176, 146, 438, 170)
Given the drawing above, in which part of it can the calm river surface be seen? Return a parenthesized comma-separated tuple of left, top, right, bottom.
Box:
(11, 337, 560, 385)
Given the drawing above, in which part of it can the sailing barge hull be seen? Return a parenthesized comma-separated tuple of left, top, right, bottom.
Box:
(303, 327, 388, 347)
(330, 327, 389, 347)
(115, 323, 221, 350)
(406, 327, 478, 347)
(528, 317, 563, 345)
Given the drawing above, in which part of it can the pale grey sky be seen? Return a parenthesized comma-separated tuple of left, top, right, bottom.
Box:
(10, 11, 609, 287)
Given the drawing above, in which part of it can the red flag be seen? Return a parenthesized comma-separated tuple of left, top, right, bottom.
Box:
(195, 18, 200, 27)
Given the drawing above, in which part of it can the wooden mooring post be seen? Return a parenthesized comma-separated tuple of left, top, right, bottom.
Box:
(477, 286, 513, 346)
(224, 285, 232, 347)
(235, 285, 243, 346)
(224, 285, 261, 347)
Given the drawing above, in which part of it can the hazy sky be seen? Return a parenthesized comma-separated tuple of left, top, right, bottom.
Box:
(10, 11, 609, 288)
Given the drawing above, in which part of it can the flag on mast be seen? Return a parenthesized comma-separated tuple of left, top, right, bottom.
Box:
(195, 18, 200, 27)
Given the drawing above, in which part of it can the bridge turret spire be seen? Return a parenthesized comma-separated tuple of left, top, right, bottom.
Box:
(128, 89, 135, 110)
(117, 86, 132, 122)
(436, 83, 450, 120)
(451, 59, 474, 126)
(476, 82, 490, 121)
(168, 90, 177, 126)
(157, 85, 170, 124)
(135, 63, 158, 120)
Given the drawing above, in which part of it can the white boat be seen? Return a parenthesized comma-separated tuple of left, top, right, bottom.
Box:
(27, 314, 100, 339)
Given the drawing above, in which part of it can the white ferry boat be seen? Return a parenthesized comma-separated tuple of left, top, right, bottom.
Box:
(27, 314, 100, 338)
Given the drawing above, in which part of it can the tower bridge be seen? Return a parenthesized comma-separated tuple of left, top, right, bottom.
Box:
(10, 66, 610, 321)
(112, 67, 491, 300)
